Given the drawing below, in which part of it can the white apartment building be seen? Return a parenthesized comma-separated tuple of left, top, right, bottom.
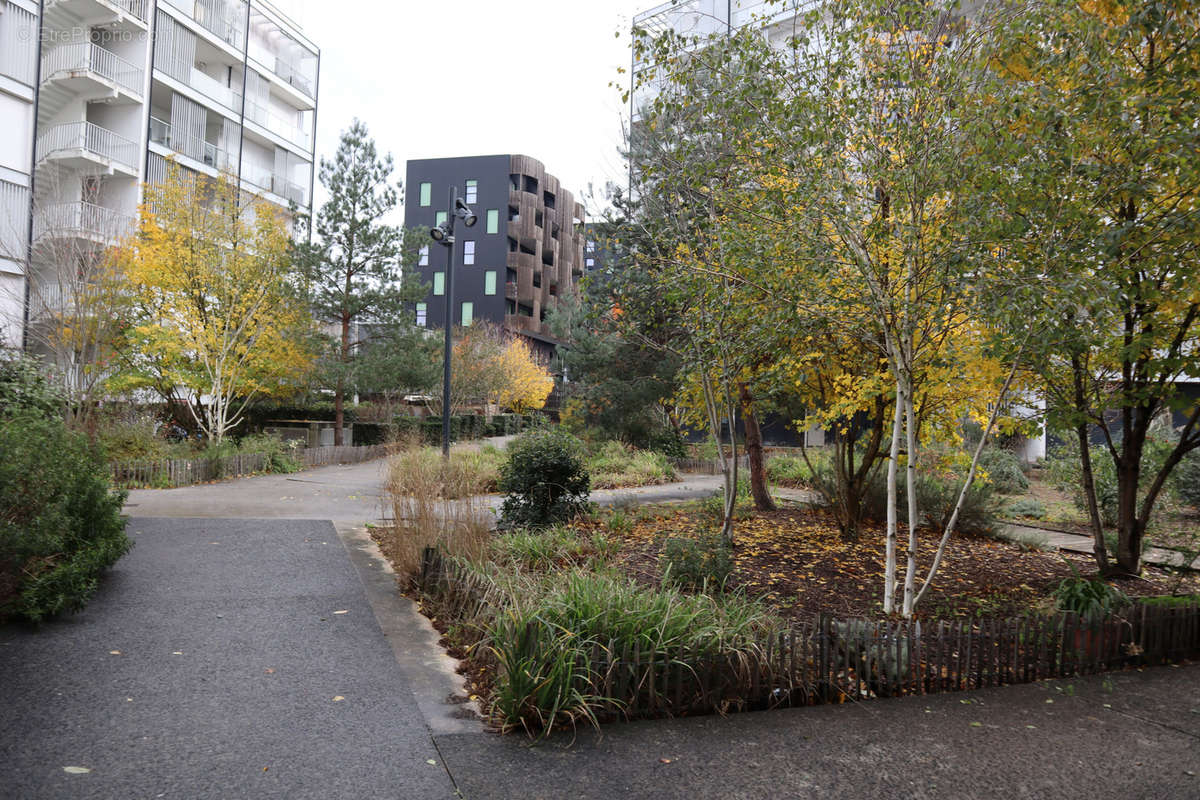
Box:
(0, 0, 318, 351)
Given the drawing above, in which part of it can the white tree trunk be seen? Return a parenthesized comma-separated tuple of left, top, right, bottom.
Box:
(883, 380, 903, 614)
(902, 375, 919, 618)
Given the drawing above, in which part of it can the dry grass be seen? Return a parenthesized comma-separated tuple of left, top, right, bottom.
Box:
(382, 441, 496, 579)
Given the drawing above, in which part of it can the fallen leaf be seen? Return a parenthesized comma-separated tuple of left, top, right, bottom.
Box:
(1025, 725, 1036, 729)
(333, 610, 349, 615)
(264, 668, 275, 674)
(969, 722, 982, 728)
(332, 696, 344, 702)
(172, 651, 183, 655)
(426, 759, 437, 766)
(659, 758, 673, 764)
(63, 766, 91, 774)
(109, 650, 121, 656)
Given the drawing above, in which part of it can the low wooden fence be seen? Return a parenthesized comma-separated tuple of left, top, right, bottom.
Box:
(418, 558, 1200, 722)
(112, 444, 390, 489)
(672, 455, 751, 475)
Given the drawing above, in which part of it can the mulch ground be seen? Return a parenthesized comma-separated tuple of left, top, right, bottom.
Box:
(579, 503, 1200, 622)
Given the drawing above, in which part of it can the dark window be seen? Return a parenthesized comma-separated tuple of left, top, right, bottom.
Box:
(506, 268, 517, 282)
(519, 242, 535, 255)
(509, 173, 520, 191)
(534, 210, 543, 228)
(533, 272, 541, 288)
(518, 303, 533, 317)
(543, 191, 555, 209)
(507, 237, 518, 253)
(506, 299, 516, 314)
(523, 175, 538, 194)
(507, 205, 519, 221)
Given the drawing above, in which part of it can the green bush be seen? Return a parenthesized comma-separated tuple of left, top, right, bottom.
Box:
(586, 441, 676, 489)
(1053, 574, 1127, 622)
(0, 413, 131, 623)
(646, 428, 688, 459)
(1004, 497, 1047, 520)
(978, 448, 1029, 495)
(1174, 450, 1200, 509)
(238, 432, 302, 473)
(499, 428, 591, 527)
(0, 352, 63, 417)
(98, 414, 188, 462)
(765, 453, 815, 487)
(862, 466, 998, 534)
(494, 526, 591, 570)
(661, 532, 733, 590)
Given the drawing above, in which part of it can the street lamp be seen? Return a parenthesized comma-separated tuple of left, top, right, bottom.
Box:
(431, 186, 477, 458)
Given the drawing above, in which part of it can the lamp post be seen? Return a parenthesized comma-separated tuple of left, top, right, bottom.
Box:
(430, 187, 477, 458)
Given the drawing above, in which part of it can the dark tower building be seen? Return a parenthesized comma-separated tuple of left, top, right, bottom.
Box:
(404, 154, 586, 353)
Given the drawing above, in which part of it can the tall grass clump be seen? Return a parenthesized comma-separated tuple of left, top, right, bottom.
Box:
(586, 441, 676, 489)
(385, 443, 496, 579)
(484, 569, 775, 735)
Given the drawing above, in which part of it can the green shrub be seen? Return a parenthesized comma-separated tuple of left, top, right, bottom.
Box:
(494, 526, 590, 570)
(646, 428, 688, 459)
(1052, 574, 1127, 621)
(0, 413, 131, 623)
(766, 454, 814, 487)
(661, 532, 733, 590)
(1174, 450, 1200, 509)
(0, 352, 63, 418)
(238, 432, 301, 473)
(1004, 497, 1047, 520)
(98, 415, 182, 462)
(499, 428, 591, 527)
(862, 467, 998, 534)
(699, 482, 753, 522)
(978, 448, 1029, 495)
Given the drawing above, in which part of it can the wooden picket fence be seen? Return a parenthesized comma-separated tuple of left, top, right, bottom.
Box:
(112, 444, 389, 489)
(418, 556, 1200, 722)
(672, 455, 751, 475)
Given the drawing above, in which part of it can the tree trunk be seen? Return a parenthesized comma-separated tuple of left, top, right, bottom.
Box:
(901, 379, 919, 618)
(740, 383, 775, 512)
(335, 314, 350, 446)
(1114, 454, 1144, 576)
(883, 382, 903, 615)
(1076, 423, 1111, 574)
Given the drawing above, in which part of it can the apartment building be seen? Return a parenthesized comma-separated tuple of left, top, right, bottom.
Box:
(0, 0, 39, 348)
(404, 155, 587, 351)
(1, 0, 318, 352)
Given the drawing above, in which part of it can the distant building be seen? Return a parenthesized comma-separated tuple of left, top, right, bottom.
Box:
(404, 154, 586, 354)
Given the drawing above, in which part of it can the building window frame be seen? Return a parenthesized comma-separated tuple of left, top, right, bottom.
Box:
(419, 245, 429, 266)
(463, 240, 475, 265)
(484, 270, 497, 295)
(415, 302, 427, 326)
(433, 272, 445, 296)
(486, 209, 499, 234)
(419, 182, 432, 207)
(464, 179, 478, 204)
(461, 301, 474, 326)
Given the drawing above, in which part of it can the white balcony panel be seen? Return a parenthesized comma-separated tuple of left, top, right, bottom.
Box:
(34, 202, 135, 245)
(36, 122, 139, 174)
(149, 117, 236, 172)
(41, 43, 144, 98)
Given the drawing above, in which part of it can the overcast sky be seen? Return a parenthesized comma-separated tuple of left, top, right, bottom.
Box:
(278, 0, 650, 218)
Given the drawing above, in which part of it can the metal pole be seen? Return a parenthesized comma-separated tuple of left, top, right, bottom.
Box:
(441, 186, 456, 458)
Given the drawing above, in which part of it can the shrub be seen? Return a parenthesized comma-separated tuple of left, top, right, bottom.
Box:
(1052, 574, 1127, 622)
(494, 526, 591, 570)
(646, 428, 688, 459)
(765, 454, 815, 488)
(978, 448, 1029, 495)
(0, 413, 131, 623)
(586, 441, 676, 489)
(97, 414, 183, 462)
(1174, 450, 1200, 509)
(661, 532, 733, 590)
(861, 467, 998, 535)
(0, 352, 63, 418)
(499, 428, 590, 527)
(1004, 497, 1047, 520)
(238, 432, 301, 473)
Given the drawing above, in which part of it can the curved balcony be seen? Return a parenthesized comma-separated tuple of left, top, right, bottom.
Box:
(36, 122, 139, 175)
(40, 42, 143, 99)
(33, 202, 135, 246)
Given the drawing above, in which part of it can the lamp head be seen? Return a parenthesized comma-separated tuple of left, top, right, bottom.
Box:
(455, 197, 478, 228)
(430, 223, 453, 243)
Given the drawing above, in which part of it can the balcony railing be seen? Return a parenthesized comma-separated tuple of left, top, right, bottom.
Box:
(242, 164, 308, 207)
(36, 122, 139, 172)
(188, 67, 243, 111)
(47, 0, 149, 23)
(149, 117, 235, 171)
(40, 42, 144, 96)
(243, 100, 310, 149)
(33, 202, 135, 243)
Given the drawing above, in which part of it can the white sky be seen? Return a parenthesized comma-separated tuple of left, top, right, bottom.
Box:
(277, 0, 649, 219)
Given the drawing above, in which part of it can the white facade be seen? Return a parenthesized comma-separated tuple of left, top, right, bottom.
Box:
(0, 0, 39, 348)
(1, 0, 318, 351)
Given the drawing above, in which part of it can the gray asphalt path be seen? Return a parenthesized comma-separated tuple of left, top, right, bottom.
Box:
(0, 518, 458, 800)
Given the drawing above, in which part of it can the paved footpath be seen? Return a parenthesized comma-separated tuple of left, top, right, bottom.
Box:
(3, 458, 1199, 799)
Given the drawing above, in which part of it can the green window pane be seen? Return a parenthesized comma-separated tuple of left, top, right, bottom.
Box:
(435, 211, 447, 227)
(465, 179, 478, 203)
(419, 182, 431, 207)
(433, 272, 444, 296)
(484, 271, 497, 295)
(486, 209, 499, 234)
(461, 301, 474, 326)
(415, 302, 427, 326)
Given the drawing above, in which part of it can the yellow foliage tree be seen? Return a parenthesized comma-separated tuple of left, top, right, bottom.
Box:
(494, 336, 554, 413)
(110, 162, 316, 442)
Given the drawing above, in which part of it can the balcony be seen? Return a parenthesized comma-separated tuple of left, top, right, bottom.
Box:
(504, 281, 517, 300)
(244, 99, 311, 150)
(40, 42, 143, 99)
(149, 117, 235, 172)
(185, 67, 243, 112)
(242, 163, 308, 207)
(33, 202, 135, 245)
(46, 0, 149, 25)
(161, 0, 245, 50)
(36, 122, 139, 175)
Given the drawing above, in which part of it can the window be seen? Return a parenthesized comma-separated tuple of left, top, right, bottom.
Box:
(433, 272, 444, 295)
(486, 209, 499, 234)
(461, 301, 473, 326)
(419, 182, 431, 207)
(463, 240, 475, 265)
(419, 245, 429, 266)
(586, 258, 595, 268)
(586, 240, 596, 253)
(465, 179, 477, 204)
(484, 271, 497, 295)
(416, 302, 427, 327)
(435, 211, 447, 227)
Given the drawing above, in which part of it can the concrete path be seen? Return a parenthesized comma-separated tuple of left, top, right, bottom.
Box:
(1000, 522, 1200, 571)
(0, 517, 458, 799)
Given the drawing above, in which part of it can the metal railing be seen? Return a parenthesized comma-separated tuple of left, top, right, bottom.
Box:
(36, 122, 139, 172)
(149, 117, 235, 171)
(241, 163, 308, 207)
(188, 67, 243, 111)
(40, 42, 144, 96)
(33, 202, 135, 243)
(243, 99, 310, 149)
